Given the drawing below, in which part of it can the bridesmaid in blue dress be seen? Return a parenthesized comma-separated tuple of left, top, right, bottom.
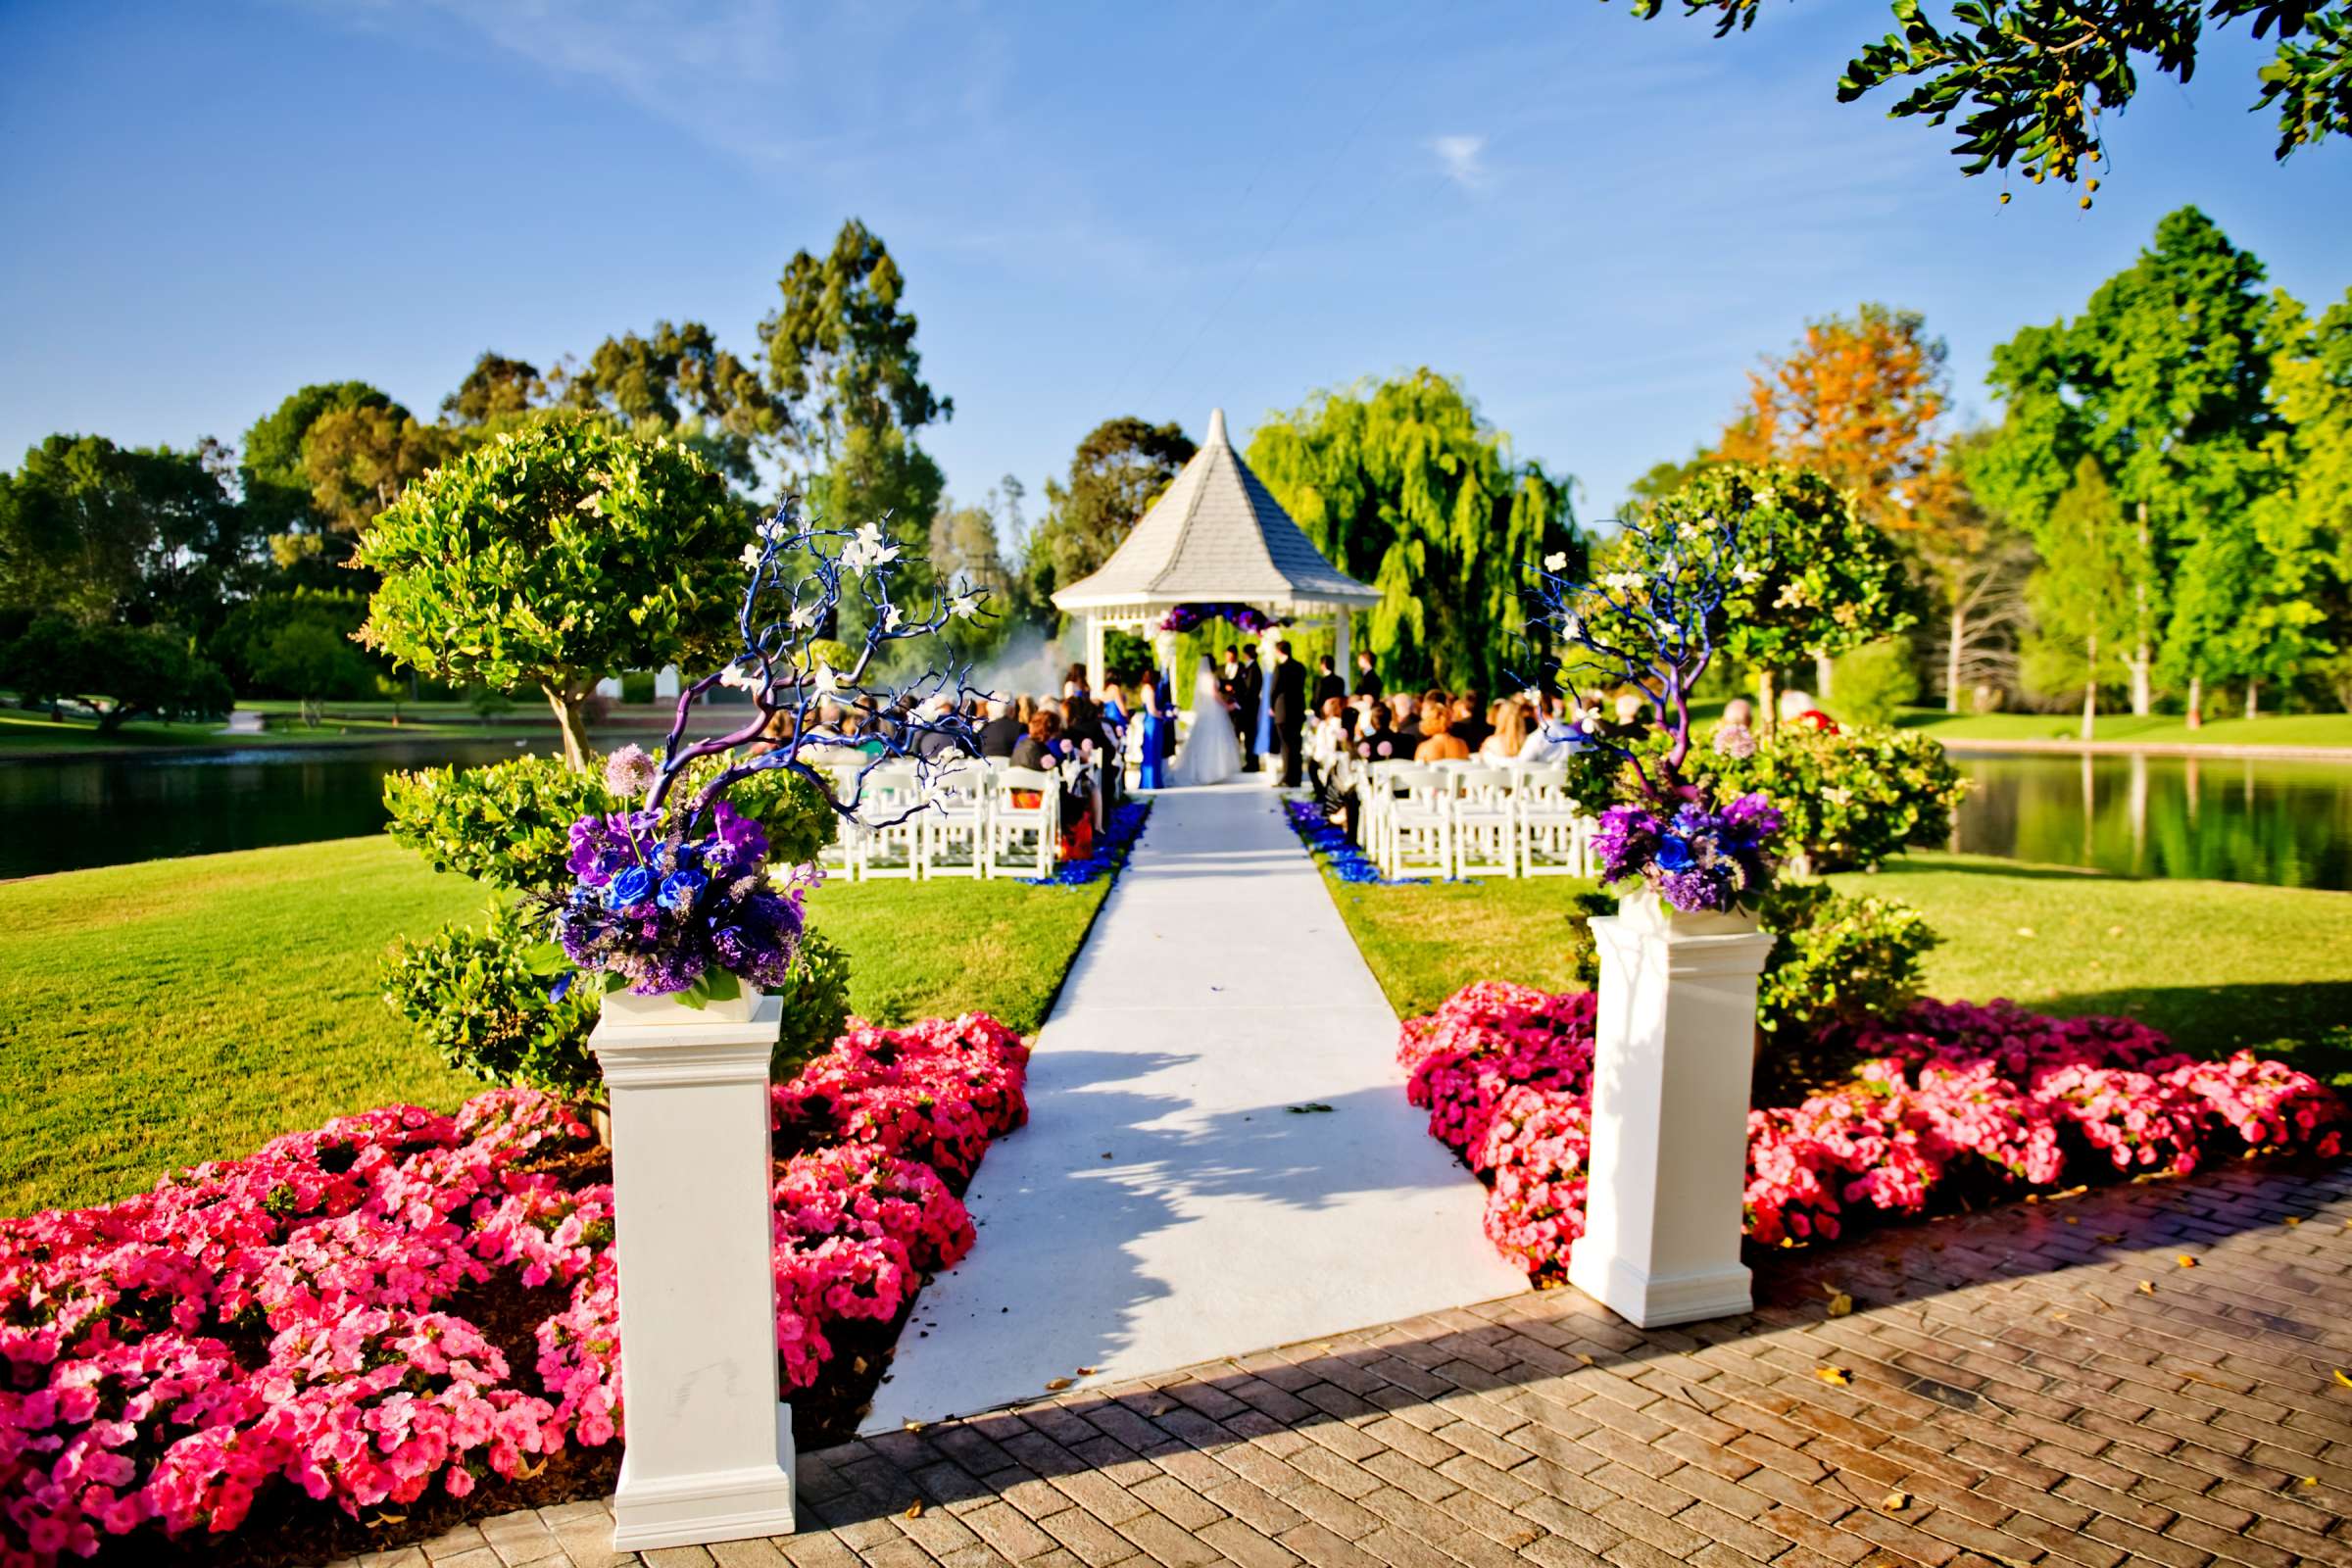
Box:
(1136, 668, 1170, 790)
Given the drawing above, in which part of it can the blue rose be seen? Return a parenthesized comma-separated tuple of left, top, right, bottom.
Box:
(605, 864, 658, 910)
(1654, 834, 1694, 872)
(657, 868, 708, 912)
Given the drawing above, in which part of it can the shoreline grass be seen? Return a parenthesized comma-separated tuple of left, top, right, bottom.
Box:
(1317, 851, 2352, 1088)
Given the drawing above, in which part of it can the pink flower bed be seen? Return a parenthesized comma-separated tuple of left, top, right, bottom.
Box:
(0, 1013, 1027, 1568)
(1401, 986, 2344, 1278)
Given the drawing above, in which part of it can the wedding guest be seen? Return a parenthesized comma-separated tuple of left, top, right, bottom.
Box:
(1314, 656, 1348, 711)
(1352, 649, 1382, 699)
(911, 695, 963, 760)
(1392, 692, 1422, 742)
(1014, 694, 1036, 726)
(1063, 693, 1109, 759)
(1414, 700, 1469, 761)
(976, 698, 1024, 759)
(1136, 679, 1170, 790)
(1449, 688, 1491, 752)
(1269, 640, 1309, 788)
(1480, 698, 1530, 763)
(1711, 697, 1758, 757)
(1307, 696, 1348, 789)
(1063, 663, 1090, 700)
(1009, 709, 1063, 772)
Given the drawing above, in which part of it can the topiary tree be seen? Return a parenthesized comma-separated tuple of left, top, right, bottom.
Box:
(1643, 463, 1922, 729)
(354, 416, 751, 771)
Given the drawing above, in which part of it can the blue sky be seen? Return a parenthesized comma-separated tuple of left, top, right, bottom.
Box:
(4, 0, 2347, 534)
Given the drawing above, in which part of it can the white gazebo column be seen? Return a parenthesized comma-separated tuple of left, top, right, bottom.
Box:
(1332, 611, 1350, 683)
(1085, 613, 1107, 691)
(1567, 896, 1775, 1329)
(590, 992, 795, 1550)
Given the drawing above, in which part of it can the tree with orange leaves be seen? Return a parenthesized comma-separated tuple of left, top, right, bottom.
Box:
(1714, 303, 1951, 697)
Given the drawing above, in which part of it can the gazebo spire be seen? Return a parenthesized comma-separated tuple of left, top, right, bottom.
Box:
(1205, 407, 1228, 446)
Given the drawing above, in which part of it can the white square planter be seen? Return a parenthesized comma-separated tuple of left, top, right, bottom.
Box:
(1567, 891, 1775, 1329)
(589, 987, 795, 1549)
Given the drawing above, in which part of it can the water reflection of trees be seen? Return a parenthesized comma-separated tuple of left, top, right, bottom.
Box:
(1949, 752, 2351, 890)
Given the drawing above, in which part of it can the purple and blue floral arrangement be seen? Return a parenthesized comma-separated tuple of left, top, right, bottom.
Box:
(1520, 527, 1784, 913)
(542, 506, 992, 1007)
(1156, 602, 1289, 635)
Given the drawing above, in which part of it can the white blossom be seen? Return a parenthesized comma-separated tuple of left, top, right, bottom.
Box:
(950, 590, 982, 620)
(1599, 570, 1646, 592)
(716, 660, 760, 691)
(789, 601, 821, 631)
(739, 542, 764, 570)
(1543, 551, 1569, 572)
(880, 602, 905, 633)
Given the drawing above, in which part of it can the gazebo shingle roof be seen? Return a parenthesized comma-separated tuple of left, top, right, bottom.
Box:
(1050, 409, 1379, 612)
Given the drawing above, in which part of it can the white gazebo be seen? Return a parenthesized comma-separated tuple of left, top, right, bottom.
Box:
(1052, 408, 1379, 688)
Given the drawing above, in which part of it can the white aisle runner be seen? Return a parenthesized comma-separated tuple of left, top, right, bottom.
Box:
(861, 783, 1524, 1433)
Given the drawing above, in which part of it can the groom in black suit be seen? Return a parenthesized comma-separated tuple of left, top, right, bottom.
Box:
(1224, 644, 1262, 772)
(1269, 640, 1309, 788)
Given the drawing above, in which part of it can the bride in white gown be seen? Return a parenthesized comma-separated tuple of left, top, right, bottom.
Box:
(1166, 654, 1242, 786)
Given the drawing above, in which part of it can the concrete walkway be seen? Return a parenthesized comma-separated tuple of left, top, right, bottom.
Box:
(863, 782, 1524, 1434)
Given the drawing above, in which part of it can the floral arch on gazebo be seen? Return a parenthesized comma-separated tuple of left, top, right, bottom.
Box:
(1051, 408, 1380, 688)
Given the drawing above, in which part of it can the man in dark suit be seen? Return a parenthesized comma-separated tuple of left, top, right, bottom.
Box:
(1224, 643, 1262, 772)
(1314, 656, 1347, 712)
(1269, 640, 1310, 787)
(976, 699, 1024, 759)
(1352, 650, 1381, 699)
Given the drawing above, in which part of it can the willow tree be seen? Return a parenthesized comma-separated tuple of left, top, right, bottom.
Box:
(1247, 370, 1576, 693)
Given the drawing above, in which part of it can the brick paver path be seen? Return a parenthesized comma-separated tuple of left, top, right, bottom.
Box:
(368, 1158, 2352, 1568)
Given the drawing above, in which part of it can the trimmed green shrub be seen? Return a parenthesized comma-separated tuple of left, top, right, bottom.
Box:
(383, 751, 838, 895)
(1689, 723, 1965, 873)
(1752, 882, 1937, 1037)
(1561, 882, 1936, 1040)
(771, 929, 852, 1080)
(383, 900, 605, 1098)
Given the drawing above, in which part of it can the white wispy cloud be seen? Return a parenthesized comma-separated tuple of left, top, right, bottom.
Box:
(1429, 133, 1491, 192)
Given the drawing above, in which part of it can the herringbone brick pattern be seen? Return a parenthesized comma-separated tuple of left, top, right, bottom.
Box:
(367, 1159, 2352, 1568)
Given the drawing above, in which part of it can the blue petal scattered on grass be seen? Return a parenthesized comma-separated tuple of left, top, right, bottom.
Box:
(1280, 799, 1436, 886)
(1022, 800, 1152, 888)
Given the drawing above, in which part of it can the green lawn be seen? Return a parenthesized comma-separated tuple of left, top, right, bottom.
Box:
(1323, 853, 2352, 1088)
(1894, 706, 2352, 750)
(0, 837, 1110, 1215)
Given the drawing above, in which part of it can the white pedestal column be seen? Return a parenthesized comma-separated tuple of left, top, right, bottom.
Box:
(589, 990, 795, 1551)
(1567, 893, 1775, 1329)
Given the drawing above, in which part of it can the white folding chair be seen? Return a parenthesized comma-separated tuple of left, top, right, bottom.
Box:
(918, 757, 989, 879)
(855, 764, 925, 880)
(984, 767, 1058, 880)
(1385, 765, 1455, 880)
(1514, 763, 1587, 877)
(1451, 763, 1517, 878)
(814, 764, 865, 882)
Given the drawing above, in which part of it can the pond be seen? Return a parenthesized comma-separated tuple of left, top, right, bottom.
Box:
(1946, 750, 2352, 892)
(1, 739, 2347, 890)
(0, 738, 558, 880)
